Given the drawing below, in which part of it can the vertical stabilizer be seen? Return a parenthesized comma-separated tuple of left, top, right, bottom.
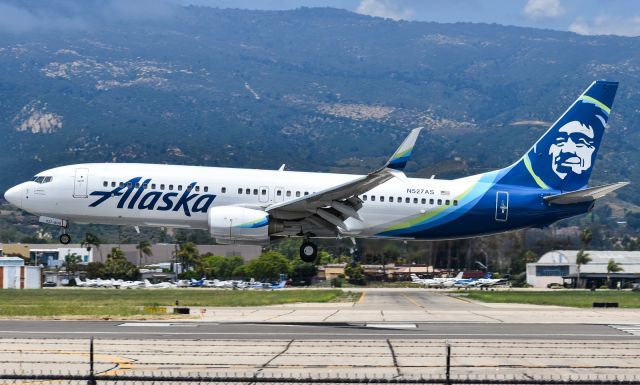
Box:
(501, 80, 618, 192)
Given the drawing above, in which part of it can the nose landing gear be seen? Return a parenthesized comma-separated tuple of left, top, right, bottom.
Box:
(59, 233, 71, 245)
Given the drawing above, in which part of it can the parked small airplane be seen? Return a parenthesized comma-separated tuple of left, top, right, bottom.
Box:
(5, 81, 626, 262)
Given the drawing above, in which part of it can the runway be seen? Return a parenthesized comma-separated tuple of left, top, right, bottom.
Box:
(0, 320, 637, 340)
(2, 290, 640, 381)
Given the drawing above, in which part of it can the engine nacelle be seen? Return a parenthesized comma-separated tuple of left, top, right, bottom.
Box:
(208, 206, 270, 244)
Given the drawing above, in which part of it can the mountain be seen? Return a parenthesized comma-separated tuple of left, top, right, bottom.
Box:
(1, 5, 639, 207)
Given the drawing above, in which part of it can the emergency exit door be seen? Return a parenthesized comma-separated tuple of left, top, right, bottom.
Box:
(495, 191, 509, 222)
(73, 168, 89, 198)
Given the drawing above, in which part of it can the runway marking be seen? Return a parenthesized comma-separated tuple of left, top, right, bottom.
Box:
(401, 293, 424, 309)
(0, 330, 635, 338)
(609, 324, 640, 336)
(366, 324, 417, 329)
(118, 323, 199, 327)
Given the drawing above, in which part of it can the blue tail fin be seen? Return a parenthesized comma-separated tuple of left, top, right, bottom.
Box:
(501, 80, 618, 192)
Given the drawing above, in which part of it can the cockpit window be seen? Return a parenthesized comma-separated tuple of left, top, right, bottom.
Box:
(32, 176, 53, 184)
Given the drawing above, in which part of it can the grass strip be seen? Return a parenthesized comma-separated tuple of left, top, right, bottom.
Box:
(466, 290, 640, 308)
(0, 289, 346, 317)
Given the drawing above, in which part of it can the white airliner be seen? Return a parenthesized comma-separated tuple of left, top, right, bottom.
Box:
(4, 81, 627, 262)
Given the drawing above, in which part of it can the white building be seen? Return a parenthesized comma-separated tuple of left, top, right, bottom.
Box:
(527, 250, 640, 288)
(0, 257, 41, 289)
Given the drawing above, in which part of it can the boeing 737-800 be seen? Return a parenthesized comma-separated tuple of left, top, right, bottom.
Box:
(4, 81, 627, 262)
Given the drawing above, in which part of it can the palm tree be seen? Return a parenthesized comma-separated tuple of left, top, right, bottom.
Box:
(580, 228, 593, 249)
(575, 250, 591, 288)
(81, 232, 102, 262)
(136, 240, 153, 267)
(177, 242, 200, 272)
(606, 259, 624, 288)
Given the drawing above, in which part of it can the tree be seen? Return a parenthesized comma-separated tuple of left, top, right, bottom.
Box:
(136, 240, 153, 267)
(606, 259, 624, 288)
(176, 242, 200, 272)
(81, 232, 103, 262)
(580, 228, 593, 249)
(345, 263, 366, 285)
(198, 255, 244, 279)
(243, 251, 291, 281)
(63, 253, 82, 277)
(575, 250, 591, 288)
(85, 262, 104, 279)
(102, 247, 139, 280)
(291, 262, 317, 285)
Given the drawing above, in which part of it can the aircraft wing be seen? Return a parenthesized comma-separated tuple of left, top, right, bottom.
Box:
(266, 127, 422, 234)
(543, 182, 629, 204)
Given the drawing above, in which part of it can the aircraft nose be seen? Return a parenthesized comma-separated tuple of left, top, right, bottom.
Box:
(4, 184, 23, 208)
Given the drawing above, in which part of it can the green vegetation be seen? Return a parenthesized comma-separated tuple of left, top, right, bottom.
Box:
(466, 291, 640, 308)
(0, 289, 346, 317)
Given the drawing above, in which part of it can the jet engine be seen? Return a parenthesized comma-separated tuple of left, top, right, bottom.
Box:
(208, 206, 274, 244)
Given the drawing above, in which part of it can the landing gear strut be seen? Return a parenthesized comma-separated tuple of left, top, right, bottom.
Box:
(300, 241, 318, 263)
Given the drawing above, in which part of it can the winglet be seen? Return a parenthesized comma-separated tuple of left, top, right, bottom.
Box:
(385, 127, 423, 170)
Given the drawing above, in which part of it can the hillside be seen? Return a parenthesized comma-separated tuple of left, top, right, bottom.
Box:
(1, 6, 639, 207)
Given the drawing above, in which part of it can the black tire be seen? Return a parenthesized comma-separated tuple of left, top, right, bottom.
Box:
(299, 241, 317, 263)
(59, 233, 71, 245)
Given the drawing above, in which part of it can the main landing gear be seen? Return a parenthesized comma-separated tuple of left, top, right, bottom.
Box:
(299, 240, 318, 263)
(59, 231, 71, 245)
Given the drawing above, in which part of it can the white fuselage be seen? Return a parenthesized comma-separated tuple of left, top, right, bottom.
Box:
(7, 163, 478, 239)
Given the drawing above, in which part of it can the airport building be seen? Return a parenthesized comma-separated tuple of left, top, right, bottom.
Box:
(526, 250, 640, 288)
(0, 257, 41, 289)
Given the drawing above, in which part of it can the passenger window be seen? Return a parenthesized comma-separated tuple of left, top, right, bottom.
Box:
(245, 188, 251, 195)
(178, 185, 183, 191)
(169, 184, 174, 191)
(380, 196, 385, 202)
(371, 195, 376, 201)
(277, 190, 282, 196)
(389, 197, 394, 202)
(127, 182, 132, 188)
(195, 186, 200, 192)
(160, 184, 165, 190)
(405, 197, 410, 203)
(304, 192, 309, 196)
(286, 191, 291, 197)
(413, 198, 418, 204)
(253, 189, 258, 195)
(363, 195, 367, 201)
(437, 199, 442, 205)
(220, 187, 224, 193)
(429, 199, 434, 205)
(261, 189, 267, 195)
(111, 182, 116, 187)
(151, 184, 156, 189)
(135, 183, 140, 188)
(453, 200, 458, 206)
(296, 191, 301, 197)
(143, 183, 148, 189)
(396, 197, 401, 203)
(103, 181, 108, 187)
(445, 200, 450, 205)
(187, 185, 192, 191)
(120, 182, 124, 188)
(421, 198, 426, 204)
(238, 188, 243, 194)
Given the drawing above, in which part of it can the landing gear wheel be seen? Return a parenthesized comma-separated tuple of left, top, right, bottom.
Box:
(59, 233, 71, 245)
(300, 241, 318, 263)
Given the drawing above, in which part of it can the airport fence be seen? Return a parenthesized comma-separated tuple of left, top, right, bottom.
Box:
(1, 372, 640, 385)
(2, 338, 640, 385)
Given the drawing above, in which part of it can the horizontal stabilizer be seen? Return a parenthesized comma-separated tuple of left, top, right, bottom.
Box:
(543, 182, 629, 204)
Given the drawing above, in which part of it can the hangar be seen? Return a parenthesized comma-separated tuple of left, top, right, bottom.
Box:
(526, 250, 640, 288)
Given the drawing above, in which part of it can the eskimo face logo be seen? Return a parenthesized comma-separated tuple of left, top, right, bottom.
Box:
(89, 177, 216, 217)
(548, 121, 596, 180)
